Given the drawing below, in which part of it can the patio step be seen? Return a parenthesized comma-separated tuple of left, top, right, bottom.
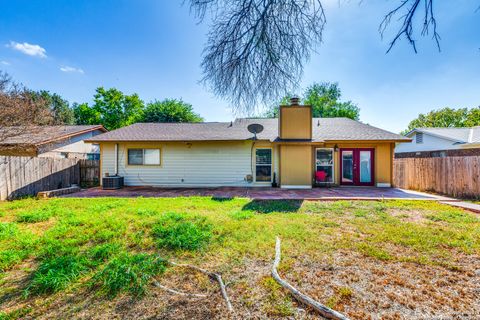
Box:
(38, 186, 81, 199)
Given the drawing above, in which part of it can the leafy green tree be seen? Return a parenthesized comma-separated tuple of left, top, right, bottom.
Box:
(264, 82, 360, 120)
(30, 90, 74, 124)
(465, 107, 480, 127)
(72, 102, 100, 126)
(73, 87, 145, 130)
(403, 107, 480, 135)
(142, 99, 203, 123)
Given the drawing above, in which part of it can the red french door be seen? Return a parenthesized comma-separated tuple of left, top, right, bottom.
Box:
(340, 149, 375, 186)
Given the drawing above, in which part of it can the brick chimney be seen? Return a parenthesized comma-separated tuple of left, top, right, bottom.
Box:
(278, 97, 312, 140)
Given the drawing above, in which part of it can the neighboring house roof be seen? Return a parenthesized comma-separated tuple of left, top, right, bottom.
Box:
(407, 127, 480, 144)
(86, 118, 408, 143)
(0, 125, 107, 156)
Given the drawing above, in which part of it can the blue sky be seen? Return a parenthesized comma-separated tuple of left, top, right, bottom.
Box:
(0, 0, 478, 133)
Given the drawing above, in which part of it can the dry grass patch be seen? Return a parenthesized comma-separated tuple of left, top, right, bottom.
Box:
(0, 197, 479, 319)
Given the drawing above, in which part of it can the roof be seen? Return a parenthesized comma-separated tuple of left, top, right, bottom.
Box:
(0, 125, 107, 146)
(86, 118, 408, 143)
(408, 127, 480, 144)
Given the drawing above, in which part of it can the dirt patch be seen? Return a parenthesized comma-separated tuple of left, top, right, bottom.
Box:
(3, 251, 477, 320)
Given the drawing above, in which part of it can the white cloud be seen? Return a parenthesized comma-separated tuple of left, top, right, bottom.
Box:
(60, 66, 84, 74)
(7, 41, 47, 58)
(1, 60, 10, 66)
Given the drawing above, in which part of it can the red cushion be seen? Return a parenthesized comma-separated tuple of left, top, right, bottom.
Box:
(315, 171, 326, 182)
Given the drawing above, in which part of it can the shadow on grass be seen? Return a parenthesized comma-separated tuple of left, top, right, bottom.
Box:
(242, 200, 303, 213)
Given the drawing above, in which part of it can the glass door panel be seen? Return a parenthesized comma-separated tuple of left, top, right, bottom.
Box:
(359, 151, 372, 183)
(316, 149, 334, 183)
(341, 151, 354, 183)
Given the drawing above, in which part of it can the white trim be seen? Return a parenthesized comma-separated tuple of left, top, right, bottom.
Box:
(114, 143, 118, 175)
(281, 185, 312, 189)
(468, 128, 474, 143)
(315, 147, 335, 184)
(376, 183, 391, 188)
(254, 147, 273, 183)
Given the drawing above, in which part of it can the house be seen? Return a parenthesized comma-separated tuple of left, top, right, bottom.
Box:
(0, 125, 107, 159)
(395, 127, 480, 157)
(87, 99, 409, 189)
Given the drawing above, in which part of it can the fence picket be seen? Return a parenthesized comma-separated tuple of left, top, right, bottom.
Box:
(394, 156, 480, 199)
(0, 156, 99, 200)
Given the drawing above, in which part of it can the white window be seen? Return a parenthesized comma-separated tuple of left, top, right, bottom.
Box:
(255, 148, 272, 182)
(128, 149, 161, 165)
(416, 132, 423, 144)
(315, 148, 334, 184)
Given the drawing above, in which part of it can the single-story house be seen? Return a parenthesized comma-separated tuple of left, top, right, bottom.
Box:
(87, 100, 410, 189)
(395, 127, 480, 157)
(0, 125, 107, 159)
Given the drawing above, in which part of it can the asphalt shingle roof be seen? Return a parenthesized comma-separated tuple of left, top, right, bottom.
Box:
(0, 125, 106, 145)
(87, 118, 407, 143)
(414, 127, 480, 144)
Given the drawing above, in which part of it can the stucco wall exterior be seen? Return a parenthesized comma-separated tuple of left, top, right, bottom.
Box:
(324, 142, 393, 187)
(279, 144, 313, 188)
(279, 106, 312, 139)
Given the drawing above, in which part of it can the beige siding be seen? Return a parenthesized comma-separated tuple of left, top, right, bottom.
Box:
(101, 141, 275, 187)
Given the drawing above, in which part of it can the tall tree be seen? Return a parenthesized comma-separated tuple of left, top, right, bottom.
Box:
(31, 90, 74, 125)
(142, 99, 203, 123)
(188, 0, 461, 113)
(264, 82, 360, 120)
(73, 87, 145, 130)
(72, 102, 100, 126)
(403, 107, 480, 134)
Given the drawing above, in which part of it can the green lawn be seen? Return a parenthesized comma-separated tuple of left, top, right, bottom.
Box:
(0, 197, 479, 319)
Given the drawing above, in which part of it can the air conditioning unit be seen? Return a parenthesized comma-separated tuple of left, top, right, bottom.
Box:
(102, 176, 124, 190)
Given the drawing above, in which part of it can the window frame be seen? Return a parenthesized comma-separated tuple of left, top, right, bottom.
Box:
(126, 148, 162, 166)
(254, 147, 273, 183)
(315, 148, 335, 185)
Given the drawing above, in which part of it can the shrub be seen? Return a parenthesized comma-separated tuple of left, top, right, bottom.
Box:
(26, 255, 89, 295)
(91, 252, 167, 297)
(152, 213, 213, 251)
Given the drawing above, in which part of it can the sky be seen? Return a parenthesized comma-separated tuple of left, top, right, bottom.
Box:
(0, 0, 478, 133)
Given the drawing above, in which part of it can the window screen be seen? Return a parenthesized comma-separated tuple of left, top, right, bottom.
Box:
(128, 149, 160, 165)
(255, 149, 272, 182)
(316, 149, 334, 183)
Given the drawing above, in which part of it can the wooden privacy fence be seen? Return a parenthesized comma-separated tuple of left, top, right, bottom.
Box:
(0, 156, 100, 200)
(0, 156, 79, 200)
(79, 159, 100, 187)
(393, 156, 480, 199)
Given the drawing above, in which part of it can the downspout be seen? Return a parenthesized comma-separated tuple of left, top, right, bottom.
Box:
(114, 143, 118, 176)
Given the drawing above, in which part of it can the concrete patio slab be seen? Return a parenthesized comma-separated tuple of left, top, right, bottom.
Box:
(440, 201, 480, 213)
(61, 186, 454, 201)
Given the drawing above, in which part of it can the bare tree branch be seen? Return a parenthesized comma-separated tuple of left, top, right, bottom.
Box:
(379, 0, 441, 53)
(0, 70, 54, 142)
(188, 0, 326, 114)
